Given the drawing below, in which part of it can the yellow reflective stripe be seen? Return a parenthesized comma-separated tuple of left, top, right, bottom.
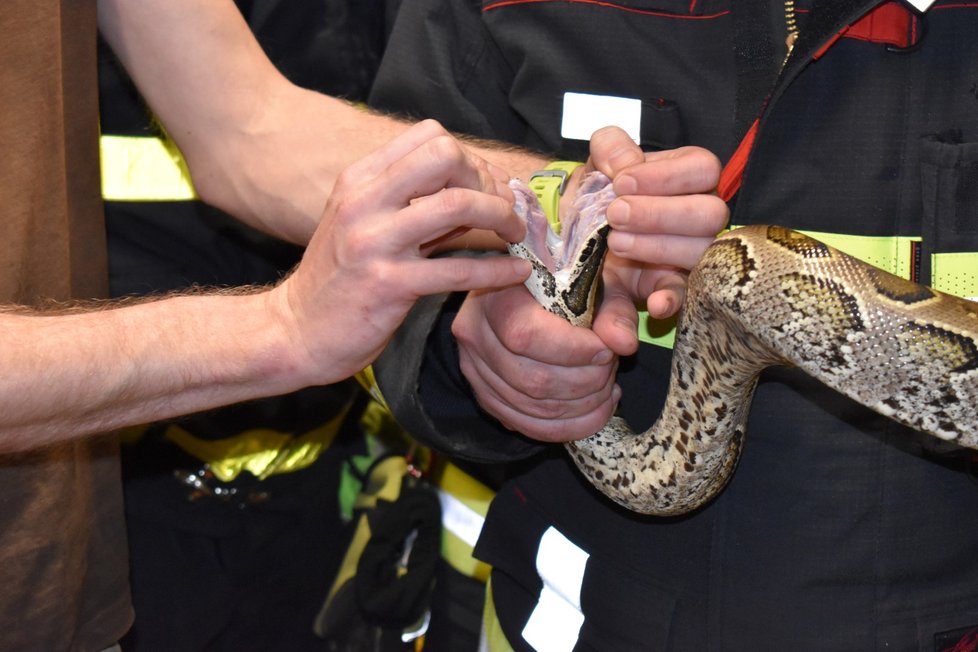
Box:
(355, 365, 389, 410)
(353, 456, 409, 509)
(932, 252, 978, 302)
(320, 457, 408, 619)
(637, 227, 923, 349)
(435, 461, 495, 513)
(786, 228, 921, 279)
(432, 462, 494, 582)
(100, 134, 198, 201)
(442, 524, 491, 583)
(163, 399, 352, 482)
(480, 577, 516, 652)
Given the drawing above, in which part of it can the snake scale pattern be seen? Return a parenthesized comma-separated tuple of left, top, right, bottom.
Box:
(509, 172, 978, 516)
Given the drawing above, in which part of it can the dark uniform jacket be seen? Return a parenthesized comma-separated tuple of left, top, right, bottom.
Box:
(369, 0, 978, 649)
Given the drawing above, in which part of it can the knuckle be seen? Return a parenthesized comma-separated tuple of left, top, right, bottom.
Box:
(662, 147, 722, 193)
(342, 225, 379, 261)
(417, 118, 449, 137)
(427, 134, 466, 167)
(430, 186, 469, 217)
(499, 317, 537, 357)
(520, 366, 562, 400)
(332, 166, 361, 197)
(440, 256, 477, 287)
(637, 235, 667, 262)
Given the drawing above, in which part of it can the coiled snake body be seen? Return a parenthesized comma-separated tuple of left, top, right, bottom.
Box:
(509, 172, 978, 516)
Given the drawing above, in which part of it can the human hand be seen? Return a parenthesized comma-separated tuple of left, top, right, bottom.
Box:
(452, 128, 726, 442)
(453, 285, 621, 442)
(269, 120, 530, 386)
(584, 126, 729, 356)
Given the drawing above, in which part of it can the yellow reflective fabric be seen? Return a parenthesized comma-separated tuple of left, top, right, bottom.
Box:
(100, 134, 198, 201)
(316, 456, 410, 630)
(638, 227, 923, 349)
(932, 252, 978, 302)
(355, 365, 389, 409)
(783, 228, 921, 279)
(432, 462, 493, 583)
(163, 399, 352, 482)
(479, 578, 516, 652)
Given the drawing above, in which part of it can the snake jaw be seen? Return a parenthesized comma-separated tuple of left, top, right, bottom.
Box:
(508, 172, 617, 327)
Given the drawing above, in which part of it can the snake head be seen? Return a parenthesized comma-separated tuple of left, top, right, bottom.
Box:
(508, 172, 616, 327)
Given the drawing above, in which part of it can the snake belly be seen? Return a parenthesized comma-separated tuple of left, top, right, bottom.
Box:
(508, 173, 978, 516)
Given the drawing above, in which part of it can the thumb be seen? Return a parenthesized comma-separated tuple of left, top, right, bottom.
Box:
(591, 280, 640, 357)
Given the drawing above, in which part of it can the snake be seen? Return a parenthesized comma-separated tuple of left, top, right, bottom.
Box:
(508, 171, 978, 516)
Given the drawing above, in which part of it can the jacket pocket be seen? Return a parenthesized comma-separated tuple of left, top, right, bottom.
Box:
(477, 483, 677, 651)
(918, 132, 978, 300)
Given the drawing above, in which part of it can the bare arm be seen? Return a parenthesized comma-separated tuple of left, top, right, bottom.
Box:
(96, 0, 548, 245)
(0, 123, 529, 452)
(97, 0, 406, 243)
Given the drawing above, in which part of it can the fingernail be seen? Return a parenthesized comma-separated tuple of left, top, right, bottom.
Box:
(591, 349, 613, 365)
(606, 199, 629, 227)
(614, 174, 638, 196)
(612, 384, 622, 405)
(609, 232, 634, 254)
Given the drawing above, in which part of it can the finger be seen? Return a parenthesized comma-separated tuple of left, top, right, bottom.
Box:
(590, 278, 641, 357)
(605, 194, 729, 238)
(330, 187, 523, 263)
(613, 146, 723, 197)
(377, 134, 509, 207)
(477, 287, 615, 368)
(466, 370, 622, 444)
(607, 231, 717, 270)
(459, 343, 618, 420)
(452, 288, 617, 393)
(400, 256, 531, 297)
(399, 187, 525, 246)
(587, 126, 646, 177)
(642, 271, 689, 319)
(341, 119, 452, 184)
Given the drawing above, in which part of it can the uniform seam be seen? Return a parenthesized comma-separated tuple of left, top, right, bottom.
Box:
(482, 0, 729, 20)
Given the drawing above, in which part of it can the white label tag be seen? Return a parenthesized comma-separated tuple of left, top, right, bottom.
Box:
(903, 0, 935, 11)
(560, 92, 642, 144)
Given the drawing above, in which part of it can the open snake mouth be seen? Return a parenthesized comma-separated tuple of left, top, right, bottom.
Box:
(510, 171, 616, 276)
(508, 171, 617, 326)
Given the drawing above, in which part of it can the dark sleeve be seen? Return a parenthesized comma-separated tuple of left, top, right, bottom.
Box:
(368, 0, 527, 142)
(374, 292, 546, 464)
(368, 0, 547, 462)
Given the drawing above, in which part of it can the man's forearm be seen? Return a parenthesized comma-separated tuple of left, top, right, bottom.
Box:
(97, 0, 550, 247)
(96, 0, 405, 243)
(0, 291, 306, 451)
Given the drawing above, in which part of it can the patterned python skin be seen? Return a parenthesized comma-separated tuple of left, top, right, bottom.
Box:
(509, 173, 978, 516)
